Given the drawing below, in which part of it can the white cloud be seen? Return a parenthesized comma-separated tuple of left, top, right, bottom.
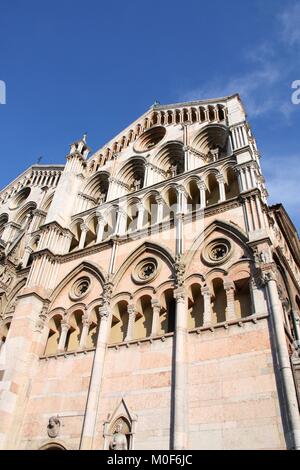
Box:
(279, 2, 300, 47)
(179, 3, 300, 120)
(262, 155, 300, 211)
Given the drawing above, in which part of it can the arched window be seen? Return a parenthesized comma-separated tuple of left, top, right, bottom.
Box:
(143, 194, 157, 227)
(110, 300, 129, 344)
(134, 295, 153, 339)
(206, 174, 220, 206)
(160, 289, 175, 334)
(66, 310, 84, 352)
(188, 284, 204, 328)
(86, 308, 100, 348)
(225, 167, 239, 200)
(234, 278, 252, 318)
(186, 180, 200, 212)
(211, 278, 226, 323)
(163, 188, 178, 221)
(44, 315, 62, 355)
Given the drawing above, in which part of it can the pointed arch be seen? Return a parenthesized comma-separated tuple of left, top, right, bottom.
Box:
(49, 261, 106, 308)
(112, 241, 176, 288)
(184, 219, 249, 272)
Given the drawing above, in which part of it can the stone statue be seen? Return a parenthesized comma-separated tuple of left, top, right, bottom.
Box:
(133, 179, 141, 192)
(47, 416, 61, 438)
(98, 192, 106, 204)
(170, 164, 177, 178)
(110, 423, 128, 450)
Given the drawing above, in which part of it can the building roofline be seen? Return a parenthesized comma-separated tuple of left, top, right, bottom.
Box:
(92, 93, 240, 159)
(0, 164, 65, 195)
(153, 93, 240, 111)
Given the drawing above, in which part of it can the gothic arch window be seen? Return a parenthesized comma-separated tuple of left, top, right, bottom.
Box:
(0, 214, 8, 239)
(162, 187, 178, 222)
(225, 167, 239, 200)
(188, 283, 204, 329)
(44, 315, 62, 355)
(160, 289, 175, 334)
(234, 277, 252, 318)
(69, 220, 82, 252)
(66, 310, 84, 352)
(86, 308, 100, 348)
(110, 300, 129, 344)
(134, 295, 153, 339)
(186, 180, 200, 212)
(211, 278, 226, 323)
(84, 216, 98, 248)
(102, 207, 118, 240)
(143, 193, 157, 227)
(205, 174, 220, 206)
(126, 202, 139, 233)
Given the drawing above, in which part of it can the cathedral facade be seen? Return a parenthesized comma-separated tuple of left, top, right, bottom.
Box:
(0, 94, 300, 450)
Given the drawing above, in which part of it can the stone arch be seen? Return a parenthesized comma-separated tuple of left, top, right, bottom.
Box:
(153, 141, 184, 176)
(39, 441, 67, 450)
(115, 157, 146, 194)
(185, 219, 249, 272)
(103, 398, 137, 450)
(82, 170, 110, 203)
(49, 261, 106, 310)
(112, 241, 175, 289)
(14, 201, 37, 227)
(191, 124, 229, 159)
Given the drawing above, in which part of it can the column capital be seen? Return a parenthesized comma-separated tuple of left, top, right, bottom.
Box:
(151, 298, 161, 310)
(61, 320, 70, 333)
(201, 285, 211, 297)
(224, 281, 235, 292)
(127, 304, 137, 316)
(80, 223, 89, 233)
(174, 287, 186, 303)
(99, 305, 110, 318)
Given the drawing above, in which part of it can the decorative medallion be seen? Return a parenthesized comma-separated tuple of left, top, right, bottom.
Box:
(69, 276, 91, 301)
(132, 258, 159, 284)
(202, 239, 232, 266)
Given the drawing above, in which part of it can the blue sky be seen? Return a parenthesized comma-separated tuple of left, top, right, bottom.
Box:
(0, 0, 299, 230)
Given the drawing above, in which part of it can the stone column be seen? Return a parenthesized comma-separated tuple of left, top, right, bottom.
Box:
(175, 213, 184, 256)
(155, 195, 164, 224)
(96, 216, 105, 244)
(151, 299, 161, 336)
(217, 175, 226, 202)
(79, 223, 89, 250)
(224, 281, 236, 321)
(115, 209, 127, 236)
(80, 304, 111, 450)
(57, 321, 70, 352)
(79, 314, 90, 349)
(173, 288, 188, 450)
(198, 181, 206, 209)
(137, 202, 145, 231)
(201, 286, 212, 326)
(21, 246, 33, 268)
(125, 305, 136, 341)
(264, 270, 300, 449)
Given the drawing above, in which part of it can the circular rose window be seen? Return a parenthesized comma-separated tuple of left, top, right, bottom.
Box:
(69, 276, 91, 300)
(202, 239, 232, 266)
(134, 126, 166, 152)
(132, 258, 159, 284)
